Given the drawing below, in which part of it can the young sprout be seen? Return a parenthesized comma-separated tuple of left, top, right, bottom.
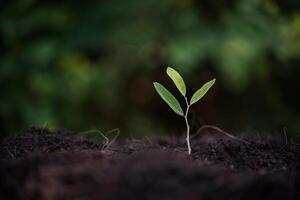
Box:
(154, 67, 215, 155)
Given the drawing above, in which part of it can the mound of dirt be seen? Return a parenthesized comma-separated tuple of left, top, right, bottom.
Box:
(0, 127, 299, 200)
(0, 127, 100, 159)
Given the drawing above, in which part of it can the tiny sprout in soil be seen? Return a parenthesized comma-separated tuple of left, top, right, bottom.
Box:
(154, 67, 215, 155)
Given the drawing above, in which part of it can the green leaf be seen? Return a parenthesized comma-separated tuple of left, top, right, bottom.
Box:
(166, 67, 186, 96)
(190, 79, 216, 105)
(153, 82, 184, 116)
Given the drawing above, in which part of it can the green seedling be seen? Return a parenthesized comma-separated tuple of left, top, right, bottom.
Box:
(154, 67, 215, 155)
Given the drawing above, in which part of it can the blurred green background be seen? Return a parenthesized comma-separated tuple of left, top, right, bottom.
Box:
(1, 0, 300, 139)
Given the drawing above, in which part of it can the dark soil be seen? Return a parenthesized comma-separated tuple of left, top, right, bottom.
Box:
(0, 127, 299, 200)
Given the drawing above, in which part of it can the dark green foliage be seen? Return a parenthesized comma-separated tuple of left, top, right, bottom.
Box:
(0, 0, 300, 138)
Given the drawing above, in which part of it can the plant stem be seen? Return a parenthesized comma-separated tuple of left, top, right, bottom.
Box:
(184, 97, 191, 155)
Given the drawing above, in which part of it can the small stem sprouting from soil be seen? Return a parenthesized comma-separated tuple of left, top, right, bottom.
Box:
(184, 97, 191, 155)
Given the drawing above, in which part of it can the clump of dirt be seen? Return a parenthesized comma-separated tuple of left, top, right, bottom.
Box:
(0, 127, 299, 200)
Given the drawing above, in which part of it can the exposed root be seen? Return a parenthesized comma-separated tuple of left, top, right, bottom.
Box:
(191, 125, 250, 144)
(5, 147, 15, 158)
(80, 128, 120, 150)
(104, 128, 120, 149)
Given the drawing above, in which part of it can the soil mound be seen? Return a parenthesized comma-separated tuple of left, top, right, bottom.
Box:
(0, 128, 299, 200)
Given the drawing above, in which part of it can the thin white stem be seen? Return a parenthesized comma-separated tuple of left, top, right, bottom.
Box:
(184, 97, 191, 155)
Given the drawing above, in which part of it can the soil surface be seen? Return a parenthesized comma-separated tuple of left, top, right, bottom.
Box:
(0, 127, 299, 200)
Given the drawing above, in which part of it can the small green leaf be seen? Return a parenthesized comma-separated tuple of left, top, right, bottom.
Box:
(153, 82, 184, 116)
(190, 79, 216, 105)
(166, 67, 186, 96)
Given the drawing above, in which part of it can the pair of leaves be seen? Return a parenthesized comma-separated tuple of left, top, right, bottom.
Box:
(154, 67, 215, 116)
